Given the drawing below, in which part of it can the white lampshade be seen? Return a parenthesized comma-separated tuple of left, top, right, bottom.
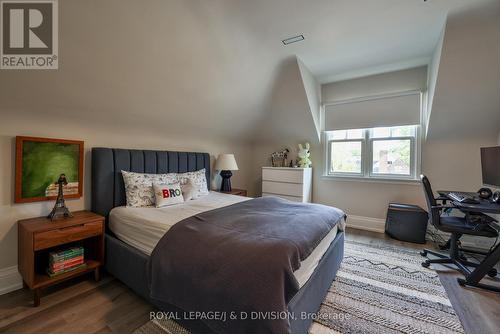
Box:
(215, 154, 239, 171)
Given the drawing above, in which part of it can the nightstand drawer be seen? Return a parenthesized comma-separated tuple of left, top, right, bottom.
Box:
(34, 221, 103, 250)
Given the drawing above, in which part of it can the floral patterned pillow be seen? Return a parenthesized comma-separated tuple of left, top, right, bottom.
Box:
(121, 171, 177, 207)
(176, 169, 209, 198)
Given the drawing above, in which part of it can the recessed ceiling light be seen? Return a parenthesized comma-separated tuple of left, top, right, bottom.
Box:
(282, 35, 305, 46)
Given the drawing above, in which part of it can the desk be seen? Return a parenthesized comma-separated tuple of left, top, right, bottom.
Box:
(438, 190, 500, 292)
(438, 190, 500, 214)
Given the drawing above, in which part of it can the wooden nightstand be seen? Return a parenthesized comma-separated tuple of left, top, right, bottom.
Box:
(18, 211, 105, 306)
(217, 188, 247, 197)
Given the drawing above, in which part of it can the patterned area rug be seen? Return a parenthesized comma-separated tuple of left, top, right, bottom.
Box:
(134, 238, 464, 334)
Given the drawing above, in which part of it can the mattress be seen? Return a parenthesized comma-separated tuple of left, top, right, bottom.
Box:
(109, 191, 343, 287)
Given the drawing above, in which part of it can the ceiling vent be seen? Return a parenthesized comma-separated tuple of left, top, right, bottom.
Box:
(282, 35, 305, 46)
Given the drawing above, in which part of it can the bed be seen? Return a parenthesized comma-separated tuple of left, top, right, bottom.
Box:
(91, 148, 345, 334)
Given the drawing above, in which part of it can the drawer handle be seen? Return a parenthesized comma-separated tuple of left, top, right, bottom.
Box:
(59, 224, 85, 231)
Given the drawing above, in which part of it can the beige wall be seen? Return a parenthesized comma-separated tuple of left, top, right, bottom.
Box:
(251, 4, 500, 225)
(251, 67, 428, 216)
(425, 25, 445, 136)
(297, 57, 321, 141)
(0, 0, 264, 271)
(1, 0, 499, 281)
(426, 2, 500, 139)
(0, 115, 253, 269)
(251, 65, 497, 225)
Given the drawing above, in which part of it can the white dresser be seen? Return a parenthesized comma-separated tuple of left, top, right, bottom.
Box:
(261, 167, 312, 203)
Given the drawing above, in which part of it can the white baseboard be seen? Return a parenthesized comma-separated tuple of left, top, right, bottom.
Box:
(0, 266, 23, 295)
(347, 215, 385, 233)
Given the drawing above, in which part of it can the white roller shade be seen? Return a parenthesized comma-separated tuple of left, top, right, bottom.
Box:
(325, 92, 421, 130)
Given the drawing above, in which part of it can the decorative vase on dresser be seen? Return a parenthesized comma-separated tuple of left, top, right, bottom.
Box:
(261, 167, 312, 203)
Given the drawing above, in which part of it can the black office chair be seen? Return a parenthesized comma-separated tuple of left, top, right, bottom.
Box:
(419, 175, 498, 277)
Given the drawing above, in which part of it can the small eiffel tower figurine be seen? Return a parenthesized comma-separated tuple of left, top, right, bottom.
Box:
(47, 174, 73, 221)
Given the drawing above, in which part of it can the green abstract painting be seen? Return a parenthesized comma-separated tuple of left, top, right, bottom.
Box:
(16, 137, 83, 202)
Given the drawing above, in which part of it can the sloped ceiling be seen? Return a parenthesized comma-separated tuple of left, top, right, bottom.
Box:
(253, 57, 319, 145)
(228, 0, 492, 83)
(426, 1, 500, 139)
(297, 57, 321, 142)
(0, 0, 278, 142)
(0, 0, 495, 143)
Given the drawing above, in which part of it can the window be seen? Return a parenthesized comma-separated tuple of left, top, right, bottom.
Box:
(325, 125, 419, 180)
(327, 129, 364, 175)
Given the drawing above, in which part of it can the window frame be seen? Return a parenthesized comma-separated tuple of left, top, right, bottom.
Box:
(328, 138, 365, 177)
(325, 125, 421, 182)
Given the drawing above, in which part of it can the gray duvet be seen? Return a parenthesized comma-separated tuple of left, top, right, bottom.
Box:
(148, 196, 345, 334)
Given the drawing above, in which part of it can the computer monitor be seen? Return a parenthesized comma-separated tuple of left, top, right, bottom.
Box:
(481, 146, 500, 187)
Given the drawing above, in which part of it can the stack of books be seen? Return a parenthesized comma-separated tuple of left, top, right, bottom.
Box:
(47, 247, 86, 277)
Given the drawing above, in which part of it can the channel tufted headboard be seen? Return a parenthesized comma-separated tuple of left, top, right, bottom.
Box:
(91, 148, 211, 219)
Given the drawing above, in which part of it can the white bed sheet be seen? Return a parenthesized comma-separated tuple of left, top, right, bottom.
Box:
(109, 191, 343, 287)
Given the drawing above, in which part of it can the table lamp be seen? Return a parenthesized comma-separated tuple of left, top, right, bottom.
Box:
(215, 154, 239, 192)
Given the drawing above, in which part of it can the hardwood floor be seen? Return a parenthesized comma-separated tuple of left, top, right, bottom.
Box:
(0, 228, 498, 334)
(0, 275, 153, 334)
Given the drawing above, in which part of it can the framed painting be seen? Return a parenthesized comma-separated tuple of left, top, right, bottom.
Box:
(15, 136, 84, 203)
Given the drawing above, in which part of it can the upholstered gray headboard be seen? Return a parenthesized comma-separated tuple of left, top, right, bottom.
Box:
(91, 148, 210, 218)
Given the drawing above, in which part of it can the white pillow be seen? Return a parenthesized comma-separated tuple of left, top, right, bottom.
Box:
(181, 179, 198, 201)
(177, 169, 209, 198)
(121, 171, 177, 207)
(153, 183, 184, 208)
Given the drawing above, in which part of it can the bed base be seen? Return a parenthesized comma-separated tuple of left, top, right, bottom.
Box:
(104, 231, 344, 334)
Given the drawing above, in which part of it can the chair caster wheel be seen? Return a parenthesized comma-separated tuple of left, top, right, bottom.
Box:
(420, 251, 427, 257)
(457, 278, 466, 286)
(488, 268, 497, 278)
(421, 261, 430, 268)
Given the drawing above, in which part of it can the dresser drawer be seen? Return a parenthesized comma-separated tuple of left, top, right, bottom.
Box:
(262, 181, 303, 197)
(262, 193, 303, 202)
(34, 221, 103, 250)
(262, 168, 304, 184)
